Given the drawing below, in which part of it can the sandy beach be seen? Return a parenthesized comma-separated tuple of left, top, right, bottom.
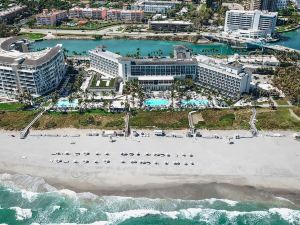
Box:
(0, 128, 300, 204)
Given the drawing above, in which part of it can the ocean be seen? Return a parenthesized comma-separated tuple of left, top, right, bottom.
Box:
(0, 174, 299, 225)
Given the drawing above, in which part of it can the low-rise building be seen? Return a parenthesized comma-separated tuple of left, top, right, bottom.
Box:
(132, 0, 180, 13)
(0, 5, 27, 23)
(0, 37, 66, 98)
(107, 9, 144, 22)
(36, 9, 67, 26)
(69, 6, 107, 20)
(148, 20, 193, 32)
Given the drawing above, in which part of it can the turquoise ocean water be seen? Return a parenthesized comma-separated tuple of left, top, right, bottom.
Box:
(0, 174, 300, 225)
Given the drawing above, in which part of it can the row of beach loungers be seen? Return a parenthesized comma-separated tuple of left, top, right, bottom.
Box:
(51, 152, 194, 158)
(50, 159, 195, 166)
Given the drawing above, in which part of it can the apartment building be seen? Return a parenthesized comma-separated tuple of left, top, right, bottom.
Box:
(0, 37, 66, 98)
(36, 9, 67, 26)
(249, 0, 287, 11)
(224, 10, 278, 38)
(89, 46, 252, 96)
(148, 20, 193, 32)
(107, 9, 144, 22)
(0, 5, 27, 23)
(196, 55, 252, 97)
(69, 6, 107, 20)
(132, 0, 180, 13)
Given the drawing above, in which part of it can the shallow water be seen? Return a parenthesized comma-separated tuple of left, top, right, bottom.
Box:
(0, 173, 299, 225)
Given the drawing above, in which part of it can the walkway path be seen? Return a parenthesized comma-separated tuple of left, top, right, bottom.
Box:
(250, 108, 258, 136)
(20, 104, 52, 139)
(289, 108, 300, 121)
(188, 111, 197, 134)
(124, 112, 130, 137)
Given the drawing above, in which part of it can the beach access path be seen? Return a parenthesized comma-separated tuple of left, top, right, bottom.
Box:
(0, 129, 300, 199)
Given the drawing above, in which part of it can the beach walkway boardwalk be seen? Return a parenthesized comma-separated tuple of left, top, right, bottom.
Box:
(188, 111, 197, 134)
(20, 105, 52, 139)
(124, 112, 130, 137)
(250, 108, 258, 136)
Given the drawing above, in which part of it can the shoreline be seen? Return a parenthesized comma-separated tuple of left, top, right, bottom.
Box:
(1, 128, 300, 205)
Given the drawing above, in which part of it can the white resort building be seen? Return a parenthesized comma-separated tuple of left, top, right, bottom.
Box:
(0, 37, 66, 98)
(132, 0, 180, 13)
(224, 10, 278, 39)
(88, 46, 252, 97)
(196, 55, 252, 97)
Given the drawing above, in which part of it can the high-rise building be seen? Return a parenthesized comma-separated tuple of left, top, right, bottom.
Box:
(250, 0, 287, 11)
(250, 0, 261, 10)
(206, 0, 223, 10)
(0, 37, 66, 98)
(224, 10, 278, 39)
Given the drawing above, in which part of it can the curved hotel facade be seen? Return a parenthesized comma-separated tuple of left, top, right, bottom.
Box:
(0, 37, 66, 98)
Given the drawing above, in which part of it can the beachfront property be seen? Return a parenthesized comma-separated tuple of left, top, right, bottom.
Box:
(88, 46, 252, 96)
(107, 9, 144, 22)
(36, 9, 68, 26)
(148, 20, 194, 32)
(69, 6, 107, 20)
(0, 5, 27, 23)
(224, 10, 278, 39)
(89, 46, 121, 78)
(0, 37, 66, 98)
(131, 0, 180, 13)
(196, 55, 252, 97)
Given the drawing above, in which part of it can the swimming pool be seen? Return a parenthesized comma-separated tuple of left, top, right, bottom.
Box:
(56, 99, 79, 108)
(144, 99, 170, 107)
(181, 99, 209, 106)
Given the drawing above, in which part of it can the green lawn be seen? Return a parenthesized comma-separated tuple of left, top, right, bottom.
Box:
(256, 108, 300, 131)
(0, 111, 38, 130)
(90, 77, 116, 89)
(195, 109, 251, 130)
(293, 108, 300, 117)
(0, 102, 24, 111)
(32, 111, 124, 130)
(274, 98, 289, 106)
(19, 33, 46, 40)
(34, 21, 122, 31)
(131, 110, 189, 129)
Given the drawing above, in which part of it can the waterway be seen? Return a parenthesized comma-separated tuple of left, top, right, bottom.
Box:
(276, 28, 300, 50)
(31, 29, 300, 56)
(32, 39, 244, 56)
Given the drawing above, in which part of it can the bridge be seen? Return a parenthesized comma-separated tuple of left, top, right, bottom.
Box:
(203, 33, 300, 54)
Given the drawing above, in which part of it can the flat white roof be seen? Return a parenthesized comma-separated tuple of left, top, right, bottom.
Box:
(138, 76, 174, 81)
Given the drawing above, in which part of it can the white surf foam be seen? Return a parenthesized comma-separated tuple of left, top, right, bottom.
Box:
(21, 189, 38, 202)
(269, 208, 300, 224)
(79, 208, 87, 214)
(204, 198, 239, 206)
(57, 189, 78, 200)
(9, 207, 32, 221)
